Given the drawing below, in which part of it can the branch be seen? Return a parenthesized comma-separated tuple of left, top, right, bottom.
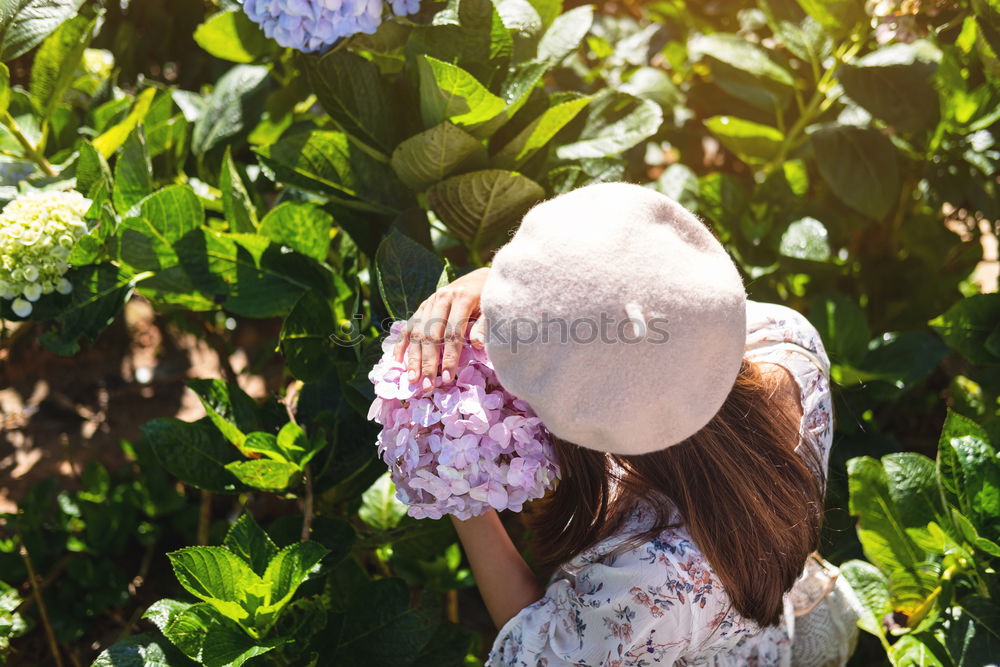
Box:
(18, 530, 64, 667)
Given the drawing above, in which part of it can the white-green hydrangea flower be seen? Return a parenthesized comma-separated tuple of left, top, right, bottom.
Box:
(0, 190, 91, 318)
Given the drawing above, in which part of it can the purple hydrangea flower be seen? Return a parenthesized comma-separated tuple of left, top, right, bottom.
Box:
(368, 320, 560, 520)
(240, 0, 421, 53)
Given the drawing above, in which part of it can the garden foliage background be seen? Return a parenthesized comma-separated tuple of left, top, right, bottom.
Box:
(0, 0, 999, 664)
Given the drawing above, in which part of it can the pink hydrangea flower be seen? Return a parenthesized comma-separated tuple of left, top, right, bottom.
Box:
(367, 320, 560, 520)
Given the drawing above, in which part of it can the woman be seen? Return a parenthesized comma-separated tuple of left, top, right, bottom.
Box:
(393, 183, 860, 666)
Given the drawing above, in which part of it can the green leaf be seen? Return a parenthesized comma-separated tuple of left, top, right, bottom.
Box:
(390, 122, 485, 191)
(359, 472, 408, 531)
(417, 55, 507, 137)
(887, 562, 941, 628)
(947, 596, 1000, 666)
(929, 293, 1000, 365)
(810, 124, 900, 220)
(838, 42, 941, 134)
(263, 541, 329, 612)
(778, 217, 831, 261)
(794, 0, 866, 36)
(375, 227, 444, 321)
(537, 5, 593, 64)
(890, 633, 948, 667)
(202, 619, 280, 667)
(0, 0, 86, 61)
(173, 230, 314, 317)
(494, 0, 542, 37)
(254, 130, 403, 213)
(937, 409, 1000, 534)
(704, 115, 784, 165)
(258, 202, 331, 261)
(92, 632, 196, 667)
(280, 290, 338, 383)
(777, 16, 832, 67)
(75, 139, 111, 196)
(143, 598, 193, 635)
(331, 578, 436, 663)
(142, 417, 245, 493)
(192, 65, 269, 156)
(221, 147, 258, 234)
(128, 184, 205, 240)
(426, 169, 544, 252)
(162, 603, 218, 662)
(93, 87, 157, 158)
(224, 513, 278, 577)
(882, 453, 944, 530)
(619, 66, 685, 109)
(555, 90, 662, 159)
(39, 264, 136, 355)
(29, 12, 95, 124)
(847, 456, 925, 572)
(0, 63, 10, 115)
(807, 292, 871, 367)
(194, 10, 271, 64)
(241, 432, 287, 462)
(186, 379, 261, 450)
(225, 460, 301, 491)
(495, 95, 590, 168)
(167, 546, 264, 623)
(276, 421, 315, 466)
(839, 559, 891, 643)
(688, 33, 795, 110)
(405, 0, 512, 85)
(302, 50, 396, 153)
(112, 127, 153, 214)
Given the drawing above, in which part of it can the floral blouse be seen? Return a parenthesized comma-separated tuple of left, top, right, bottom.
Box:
(487, 300, 835, 667)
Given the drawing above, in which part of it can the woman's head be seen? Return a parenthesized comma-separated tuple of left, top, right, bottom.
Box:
(524, 356, 824, 628)
(480, 182, 748, 456)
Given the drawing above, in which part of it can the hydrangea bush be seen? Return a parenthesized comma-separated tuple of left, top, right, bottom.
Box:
(240, 0, 421, 52)
(0, 190, 90, 317)
(368, 321, 560, 520)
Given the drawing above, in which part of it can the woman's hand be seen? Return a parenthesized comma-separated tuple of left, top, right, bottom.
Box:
(393, 266, 490, 392)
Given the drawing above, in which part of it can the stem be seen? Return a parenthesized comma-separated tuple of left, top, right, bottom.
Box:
(300, 465, 314, 542)
(198, 491, 212, 545)
(1, 112, 56, 177)
(18, 531, 65, 667)
(446, 590, 459, 624)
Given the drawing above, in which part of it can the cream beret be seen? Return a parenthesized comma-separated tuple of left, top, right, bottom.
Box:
(479, 182, 747, 455)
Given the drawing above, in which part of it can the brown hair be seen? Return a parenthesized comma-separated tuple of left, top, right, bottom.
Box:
(524, 357, 824, 627)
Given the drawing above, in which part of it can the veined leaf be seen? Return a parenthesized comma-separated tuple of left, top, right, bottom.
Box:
(224, 513, 278, 577)
(839, 559, 891, 646)
(191, 64, 269, 156)
(847, 456, 925, 572)
(555, 90, 662, 160)
(167, 546, 266, 624)
(426, 169, 544, 252)
(142, 418, 245, 493)
(391, 122, 485, 191)
(495, 95, 590, 168)
(92, 632, 196, 667)
(260, 541, 329, 622)
(375, 228, 444, 321)
(417, 55, 507, 137)
(225, 459, 301, 492)
(29, 12, 95, 124)
(162, 603, 219, 662)
(112, 127, 153, 214)
(193, 10, 271, 64)
(809, 124, 899, 220)
(359, 472, 407, 531)
(93, 87, 156, 158)
(258, 202, 332, 261)
(186, 379, 261, 450)
(537, 5, 593, 64)
(704, 115, 784, 165)
(280, 290, 338, 383)
(0, 0, 86, 61)
(221, 147, 258, 234)
(929, 293, 1000, 365)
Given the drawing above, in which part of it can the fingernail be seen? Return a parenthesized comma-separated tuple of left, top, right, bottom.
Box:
(421, 377, 432, 392)
(408, 369, 418, 382)
(442, 370, 451, 384)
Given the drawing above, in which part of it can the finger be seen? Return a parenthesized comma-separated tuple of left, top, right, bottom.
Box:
(420, 296, 451, 391)
(470, 316, 487, 348)
(441, 298, 474, 384)
(406, 302, 431, 383)
(393, 319, 411, 363)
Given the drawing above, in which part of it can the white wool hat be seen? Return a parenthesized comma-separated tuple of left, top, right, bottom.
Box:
(479, 182, 747, 456)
